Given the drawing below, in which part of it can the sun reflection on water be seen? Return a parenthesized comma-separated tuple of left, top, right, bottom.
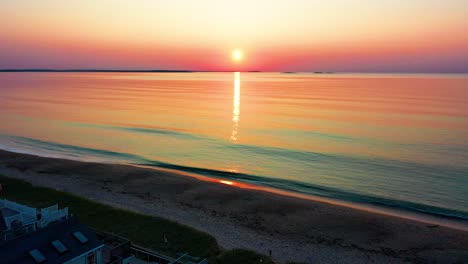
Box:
(219, 180, 234, 185)
(230, 72, 241, 142)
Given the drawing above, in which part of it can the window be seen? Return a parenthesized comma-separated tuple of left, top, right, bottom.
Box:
(73, 231, 88, 244)
(29, 249, 46, 264)
(87, 252, 96, 264)
(51, 239, 68, 254)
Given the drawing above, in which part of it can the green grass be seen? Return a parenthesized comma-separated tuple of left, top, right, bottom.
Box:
(0, 175, 274, 263)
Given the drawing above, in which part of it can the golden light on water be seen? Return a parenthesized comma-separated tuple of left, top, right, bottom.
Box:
(220, 180, 234, 185)
(230, 72, 240, 142)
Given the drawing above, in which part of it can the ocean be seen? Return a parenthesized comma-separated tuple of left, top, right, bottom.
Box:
(0, 72, 467, 220)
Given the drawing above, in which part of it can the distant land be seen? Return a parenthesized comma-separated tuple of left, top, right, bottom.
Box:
(0, 69, 263, 73)
(1, 69, 466, 74)
(0, 69, 194, 73)
(0, 69, 342, 74)
(8, 69, 463, 74)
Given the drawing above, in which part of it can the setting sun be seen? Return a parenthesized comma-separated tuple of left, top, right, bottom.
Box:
(232, 49, 243, 62)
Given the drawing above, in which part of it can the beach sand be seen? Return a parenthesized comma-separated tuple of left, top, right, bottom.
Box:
(0, 149, 467, 263)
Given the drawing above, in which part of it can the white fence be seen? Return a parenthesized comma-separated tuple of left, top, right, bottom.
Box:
(38, 206, 69, 228)
(1, 199, 36, 216)
(41, 204, 58, 214)
(1, 199, 69, 233)
(0, 199, 37, 229)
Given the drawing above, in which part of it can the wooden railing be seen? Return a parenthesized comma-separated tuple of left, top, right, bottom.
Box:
(90, 229, 207, 264)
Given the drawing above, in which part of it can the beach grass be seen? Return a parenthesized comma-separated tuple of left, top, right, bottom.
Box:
(0, 175, 272, 263)
(210, 249, 274, 264)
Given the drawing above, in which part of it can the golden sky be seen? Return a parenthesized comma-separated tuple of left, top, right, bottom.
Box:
(1, 0, 467, 72)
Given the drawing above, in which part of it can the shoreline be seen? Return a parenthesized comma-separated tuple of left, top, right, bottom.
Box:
(2, 143, 467, 231)
(0, 149, 467, 263)
(136, 164, 468, 232)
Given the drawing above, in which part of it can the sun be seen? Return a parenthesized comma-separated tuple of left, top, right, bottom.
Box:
(232, 49, 243, 62)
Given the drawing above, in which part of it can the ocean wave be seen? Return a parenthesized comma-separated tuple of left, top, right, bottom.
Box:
(138, 159, 468, 220)
(1, 134, 467, 221)
(4, 135, 144, 162)
(74, 123, 205, 140)
(222, 143, 467, 179)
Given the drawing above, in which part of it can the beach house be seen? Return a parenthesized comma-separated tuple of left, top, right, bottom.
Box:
(0, 199, 207, 264)
(0, 199, 105, 264)
(0, 216, 104, 264)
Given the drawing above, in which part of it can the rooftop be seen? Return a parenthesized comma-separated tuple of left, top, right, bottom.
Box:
(0, 207, 20, 218)
(0, 216, 104, 264)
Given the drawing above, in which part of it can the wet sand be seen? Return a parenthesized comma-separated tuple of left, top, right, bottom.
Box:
(0, 149, 467, 263)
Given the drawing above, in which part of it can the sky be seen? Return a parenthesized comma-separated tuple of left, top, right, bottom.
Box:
(1, 0, 467, 72)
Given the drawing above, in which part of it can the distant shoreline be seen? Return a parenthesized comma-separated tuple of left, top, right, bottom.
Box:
(0, 69, 262, 73)
(1, 69, 467, 74)
(0, 69, 195, 73)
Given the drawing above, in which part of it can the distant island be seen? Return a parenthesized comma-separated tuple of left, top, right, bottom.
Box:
(281, 71, 336, 74)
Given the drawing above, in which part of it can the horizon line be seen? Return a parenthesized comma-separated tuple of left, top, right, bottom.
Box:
(0, 69, 467, 74)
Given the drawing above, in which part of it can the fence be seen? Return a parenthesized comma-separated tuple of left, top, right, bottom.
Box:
(0, 199, 37, 229)
(38, 206, 69, 228)
(92, 229, 207, 264)
(0, 199, 70, 241)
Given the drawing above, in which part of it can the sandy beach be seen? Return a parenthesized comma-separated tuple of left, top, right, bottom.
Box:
(0, 149, 467, 263)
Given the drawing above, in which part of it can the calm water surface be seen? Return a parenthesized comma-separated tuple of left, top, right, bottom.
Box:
(1, 72, 467, 219)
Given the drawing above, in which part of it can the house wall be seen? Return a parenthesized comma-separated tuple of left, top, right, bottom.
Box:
(65, 248, 103, 264)
(96, 248, 102, 264)
(65, 255, 86, 264)
(122, 255, 135, 264)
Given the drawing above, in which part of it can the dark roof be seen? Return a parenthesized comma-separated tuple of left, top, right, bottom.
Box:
(1, 207, 21, 217)
(0, 217, 103, 264)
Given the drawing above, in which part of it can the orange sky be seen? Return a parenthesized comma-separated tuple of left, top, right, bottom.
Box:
(1, 0, 467, 72)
